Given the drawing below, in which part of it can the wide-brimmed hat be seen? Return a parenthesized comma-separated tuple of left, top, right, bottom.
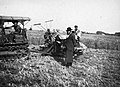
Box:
(66, 27, 72, 31)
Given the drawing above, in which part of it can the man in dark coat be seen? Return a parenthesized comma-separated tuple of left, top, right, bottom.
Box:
(44, 29, 52, 47)
(64, 27, 77, 67)
(12, 21, 22, 34)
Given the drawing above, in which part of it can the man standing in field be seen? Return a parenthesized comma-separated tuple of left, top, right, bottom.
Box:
(74, 25, 81, 42)
(74, 25, 87, 50)
(64, 27, 77, 67)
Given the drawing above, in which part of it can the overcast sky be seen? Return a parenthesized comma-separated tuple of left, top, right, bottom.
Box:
(0, 0, 120, 33)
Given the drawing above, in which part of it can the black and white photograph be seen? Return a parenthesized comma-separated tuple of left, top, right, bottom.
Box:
(0, 0, 120, 87)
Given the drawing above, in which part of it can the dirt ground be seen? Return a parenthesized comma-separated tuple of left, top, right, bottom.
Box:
(0, 47, 120, 87)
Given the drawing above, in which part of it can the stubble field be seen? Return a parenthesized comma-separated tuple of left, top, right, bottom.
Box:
(0, 30, 120, 87)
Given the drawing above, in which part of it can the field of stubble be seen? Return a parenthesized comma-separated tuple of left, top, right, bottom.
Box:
(0, 48, 120, 87)
(0, 30, 120, 87)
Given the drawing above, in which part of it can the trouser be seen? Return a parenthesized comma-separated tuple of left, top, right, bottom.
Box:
(65, 50, 74, 65)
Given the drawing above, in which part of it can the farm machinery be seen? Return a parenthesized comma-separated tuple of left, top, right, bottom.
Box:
(40, 31, 86, 58)
(0, 16, 30, 59)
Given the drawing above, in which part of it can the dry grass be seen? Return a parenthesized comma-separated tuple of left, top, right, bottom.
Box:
(81, 34, 120, 51)
(0, 48, 120, 87)
(0, 30, 118, 87)
(27, 30, 120, 51)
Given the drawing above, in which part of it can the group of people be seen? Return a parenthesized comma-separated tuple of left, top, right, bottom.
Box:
(44, 25, 81, 68)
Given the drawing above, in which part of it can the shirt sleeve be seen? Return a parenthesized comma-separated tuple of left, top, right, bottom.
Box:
(77, 30, 81, 38)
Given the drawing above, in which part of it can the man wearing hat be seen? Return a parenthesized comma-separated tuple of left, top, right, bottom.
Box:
(64, 27, 77, 67)
(74, 25, 81, 42)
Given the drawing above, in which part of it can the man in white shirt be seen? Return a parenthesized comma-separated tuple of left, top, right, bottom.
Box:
(73, 25, 81, 47)
(74, 25, 87, 50)
(74, 25, 81, 42)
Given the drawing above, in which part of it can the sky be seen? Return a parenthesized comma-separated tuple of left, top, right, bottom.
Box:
(0, 0, 120, 33)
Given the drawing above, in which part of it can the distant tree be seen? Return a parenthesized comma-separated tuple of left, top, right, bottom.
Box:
(81, 31, 87, 34)
(115, 32, 120, 36)
(96, 31, 105, 35)
(81, 31, 85, 34)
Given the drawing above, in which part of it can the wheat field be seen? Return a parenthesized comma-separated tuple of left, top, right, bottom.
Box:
(27, 30, 120, 51)
(0, 30, 119, 87)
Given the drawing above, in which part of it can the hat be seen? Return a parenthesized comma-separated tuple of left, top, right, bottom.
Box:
(66, 27, 72, 31)
(74, 25, 78, 28)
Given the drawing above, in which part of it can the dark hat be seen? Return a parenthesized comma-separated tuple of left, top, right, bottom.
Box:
(66, 27, 72, 31)
(74, 25, 78, 28)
